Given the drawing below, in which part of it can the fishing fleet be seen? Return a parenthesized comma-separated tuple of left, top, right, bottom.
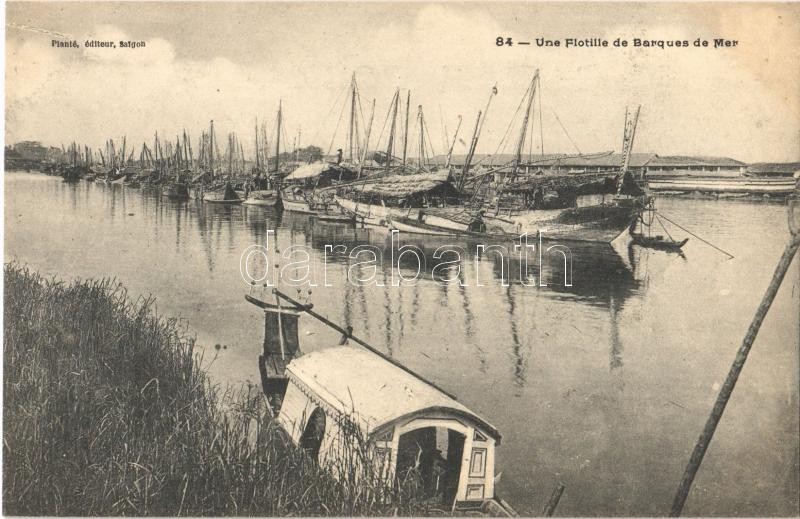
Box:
(38, 68, 798, 246)
(39, 69, 664, 247)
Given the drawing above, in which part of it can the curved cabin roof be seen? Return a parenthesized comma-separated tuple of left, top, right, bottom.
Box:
(284, 161, 332, 180)
(285, 346, 501, 442)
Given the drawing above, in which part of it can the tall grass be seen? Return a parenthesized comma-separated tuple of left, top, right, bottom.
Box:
(3, 264, 427, 516)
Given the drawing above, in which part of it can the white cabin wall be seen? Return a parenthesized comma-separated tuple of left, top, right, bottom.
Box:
(277, 382, 314, 444)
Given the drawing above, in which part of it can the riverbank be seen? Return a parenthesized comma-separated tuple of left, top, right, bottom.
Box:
(2, 263, 426, 516)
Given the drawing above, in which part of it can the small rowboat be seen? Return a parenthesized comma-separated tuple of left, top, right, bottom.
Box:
(631, 232, 688, 251)
(242, 190, 280, 207)
(203, 182, 243, 204)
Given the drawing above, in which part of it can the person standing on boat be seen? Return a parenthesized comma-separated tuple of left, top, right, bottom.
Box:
(336, 148, 343, 165)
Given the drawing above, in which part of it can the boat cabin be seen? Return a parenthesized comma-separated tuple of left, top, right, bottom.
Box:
(334, 169, 463, 209)
(283, 161, 359, 189)
(245, 292, 508, 513)
(278, 346, 502, 510)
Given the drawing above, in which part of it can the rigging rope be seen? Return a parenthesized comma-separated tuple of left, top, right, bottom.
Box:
(478, 81, 530, 167)
(326, 89, 350, 156)
(424, 118, 437, 167)
(655, 214, 675, 241)
(552, 109, 582, 155)
(656, 211, 735, 259)
(370, 94, 397, 165)
(307, 82, 349, 153)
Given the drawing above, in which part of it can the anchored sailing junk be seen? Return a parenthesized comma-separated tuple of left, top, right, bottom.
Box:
(240, 230, 573, 288)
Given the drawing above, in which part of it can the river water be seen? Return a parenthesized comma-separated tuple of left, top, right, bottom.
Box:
(5, 171, 799, 516)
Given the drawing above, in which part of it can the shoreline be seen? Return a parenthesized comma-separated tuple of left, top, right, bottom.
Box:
(2, 263, 429, 516)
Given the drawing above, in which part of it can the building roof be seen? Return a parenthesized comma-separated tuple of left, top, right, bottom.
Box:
(439, 152, 655, 168)
(286, 346, 501, 441)
(436, 152, 746, 169)
(746, 162, 800, 175)
(647, 155, 745, 167)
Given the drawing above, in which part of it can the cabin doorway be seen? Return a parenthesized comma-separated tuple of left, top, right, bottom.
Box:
(299, 408, 326, 461)
(395, 426, 466, 508)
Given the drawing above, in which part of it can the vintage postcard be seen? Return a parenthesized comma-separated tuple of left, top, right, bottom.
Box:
(3, 2, 799, 517)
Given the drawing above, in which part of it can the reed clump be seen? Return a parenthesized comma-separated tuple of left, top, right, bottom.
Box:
(3, 264, 427, 516)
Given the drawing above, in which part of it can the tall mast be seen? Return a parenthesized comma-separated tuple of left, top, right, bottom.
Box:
(385, 90, 400, 172)
(513, 69, 539, 175)
(182, 130, 189, 169)
(228, 134, 233, 175)
(254, 118, 261, 173)
(275, 100, 282, 175)
(209, 120, 215, 178)
(417, 105, 424, 170)
(445, 115, 463, 170)
(358, 98, 376, 178)
(402, 90, 411, 167)
(617, 105, 641, 195)
(459, 84, 498, 190)
(459, 111, 482, 189)
(348, 72, 357, 163)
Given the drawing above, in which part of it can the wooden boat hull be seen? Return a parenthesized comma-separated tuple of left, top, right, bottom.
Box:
(388, 216, 511, 239)
(203, 192, 242, 204)
(484, 202, 640, 243)
(647, 176, 797, 195)
(314, 213, 355, 224)
(632, 233, 689, 250)
(282, 198, 315, 213)
(388, 217, 454, 236)
(421, 211, 472, 232)
(335, 196, 419, 226)
(162, 184, 190, 199)
(204, 198, 243, 204)
(242, 190, 280, 207)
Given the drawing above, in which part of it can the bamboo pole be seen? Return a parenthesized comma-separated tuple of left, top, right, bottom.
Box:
(670, 198, 800, 516)
(542, 482, 566, 516)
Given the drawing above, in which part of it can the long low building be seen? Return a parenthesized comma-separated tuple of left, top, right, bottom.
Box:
(745, 162, 800, 177)
(435, 152, 751, 177)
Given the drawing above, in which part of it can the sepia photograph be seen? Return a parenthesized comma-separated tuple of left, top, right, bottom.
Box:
(3, 2, 799, 516)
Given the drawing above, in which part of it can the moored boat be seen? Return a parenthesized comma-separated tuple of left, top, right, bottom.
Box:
(646, 175, 797, 195)
(333, 169, 460, 226)
(203, 182, 242, 204)
(242, 189, 281, 207)
(483, 197, 645, 243)
(281, 162, 359, 213)
(243, 116, 282, 208)
(246, 289, 518, 516)
(631, 232, 688, 251)
(468, 74, 648, 244)
(163, 182, 190, 199)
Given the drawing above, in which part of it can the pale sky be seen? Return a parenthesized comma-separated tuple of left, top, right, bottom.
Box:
(5, 2, 800, 163)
